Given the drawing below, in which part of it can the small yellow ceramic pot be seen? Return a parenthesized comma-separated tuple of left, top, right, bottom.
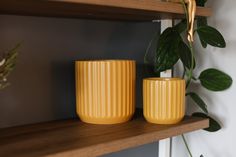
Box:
(75, 60, 136, 124)
(143, 78, 185, 124)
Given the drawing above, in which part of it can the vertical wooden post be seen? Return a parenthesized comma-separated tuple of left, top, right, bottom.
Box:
(158, 19, 173, 157)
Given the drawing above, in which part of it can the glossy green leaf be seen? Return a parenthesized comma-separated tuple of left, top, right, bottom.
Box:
(186, 92, 208, 113)
(192, 112, 221, 132)
(199, 68, 233, 91)
(158, 27, 173, 46)
(174, 19, 187, 33)
(197, 17, 208, 48)
(197, 17, 208, 27)
(196, 0, 207, 7)
(197, 26, 226, 48)
(178, 41, 195, 69)
(155, 27, 181, 72)
(199, 37, 208, 48)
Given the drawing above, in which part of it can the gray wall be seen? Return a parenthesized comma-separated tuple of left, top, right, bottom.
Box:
(0, 15, 160, 156)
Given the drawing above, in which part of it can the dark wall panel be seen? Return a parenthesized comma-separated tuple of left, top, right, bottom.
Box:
(0, 14, 159, 128)
(0, 14, 160, 157)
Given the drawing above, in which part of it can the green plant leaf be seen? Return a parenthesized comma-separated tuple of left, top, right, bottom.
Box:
(144, 31, 159, 64)
(186, 92, 208, 113)
(199, 68, 233, 91)
(197, 17, 208, 27)
(199, 37, 208, 48)
(178, 41, 195, 69)
(196, 0, 207, 7)
(197, 26, 226, 48)
(192, 112, 221, 132)
(155, 27, 181, 72)
(197, 17, 208, 48)
(174, 19, 187, 33)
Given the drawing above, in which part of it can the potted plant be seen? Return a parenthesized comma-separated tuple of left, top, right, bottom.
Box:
(144, 0, 232, 156)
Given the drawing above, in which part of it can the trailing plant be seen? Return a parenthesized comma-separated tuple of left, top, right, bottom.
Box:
(0, 44, 20, 89)
(144, 0, 232, 156)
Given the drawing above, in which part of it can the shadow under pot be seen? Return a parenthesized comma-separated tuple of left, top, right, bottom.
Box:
(75, 60, 136, 124)
(143, 78, 185, 124)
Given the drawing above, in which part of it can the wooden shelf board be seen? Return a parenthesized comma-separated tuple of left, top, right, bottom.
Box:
(0, 0, 212, 21)
(0, 111, 209, 157)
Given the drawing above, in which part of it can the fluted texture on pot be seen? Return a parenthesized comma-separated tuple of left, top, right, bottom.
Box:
(75, 60, 136, 124)
(143, 78, 185, 124)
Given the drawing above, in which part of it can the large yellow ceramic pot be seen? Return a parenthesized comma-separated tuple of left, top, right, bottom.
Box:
(143, 78, 185, 124)
(75, 60, 136, 124)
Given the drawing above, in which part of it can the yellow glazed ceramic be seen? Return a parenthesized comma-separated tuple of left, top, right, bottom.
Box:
(75, 60, 136, 124)
(143, 78, 185, 124)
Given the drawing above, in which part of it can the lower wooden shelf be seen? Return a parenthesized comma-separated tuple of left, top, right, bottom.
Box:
(0, 110, 209, 157)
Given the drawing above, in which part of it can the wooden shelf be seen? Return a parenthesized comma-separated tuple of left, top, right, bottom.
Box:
(0, 0, 212, 21)
(0, 111, 209, 157)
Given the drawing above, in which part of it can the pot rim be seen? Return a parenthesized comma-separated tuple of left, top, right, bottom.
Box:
(143, 77, 184, 81)
(75, 59, 136, 63)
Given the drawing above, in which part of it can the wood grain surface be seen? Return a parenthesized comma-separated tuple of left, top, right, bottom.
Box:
(0, 0, 212, 21)
(0, 109, 209, 157)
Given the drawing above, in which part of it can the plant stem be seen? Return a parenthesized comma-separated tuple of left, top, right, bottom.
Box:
(181, 0, 189, 31)
(182, 67, 186, 79)
(180, 0, 195, 88)
(186, 41, 195, 88)
(181, 134, 193, 157)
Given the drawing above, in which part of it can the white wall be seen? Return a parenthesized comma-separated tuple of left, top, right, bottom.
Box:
(173, 0, 236, 156)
